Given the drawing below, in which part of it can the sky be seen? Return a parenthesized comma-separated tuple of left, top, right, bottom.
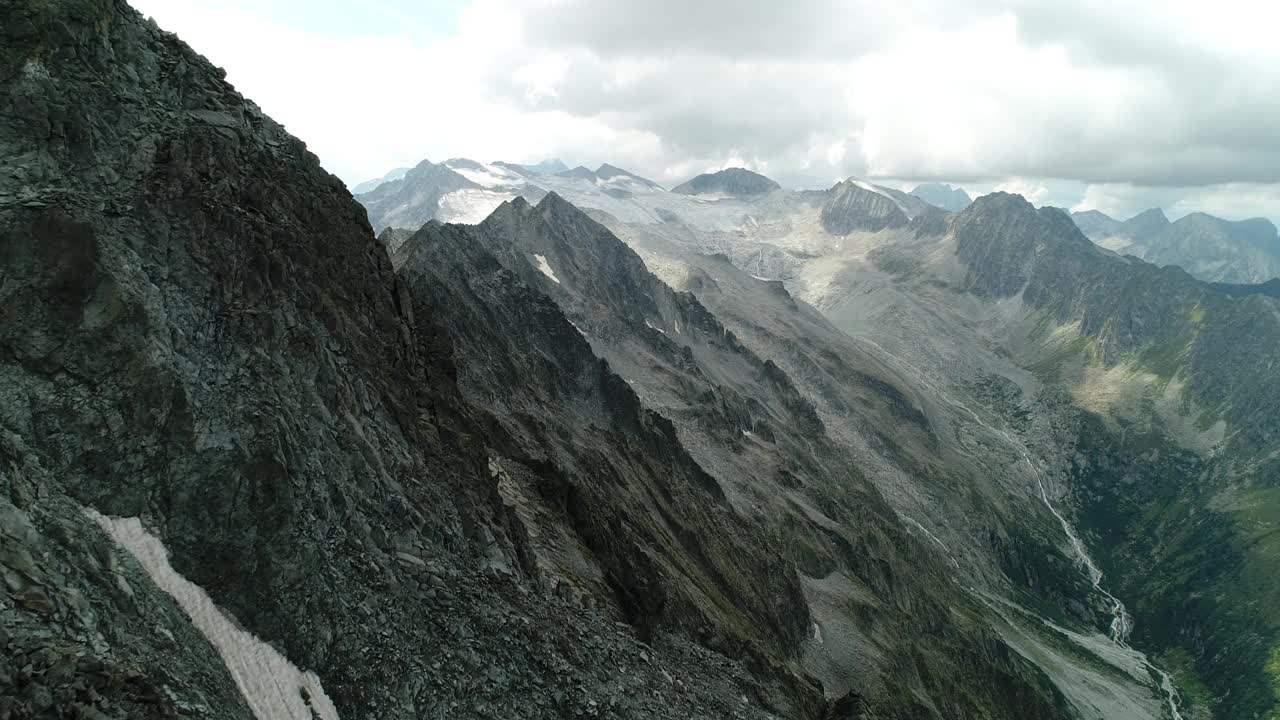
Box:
(128, 0, 1280, 225)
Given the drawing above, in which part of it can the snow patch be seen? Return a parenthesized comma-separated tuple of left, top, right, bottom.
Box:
(534, 254, 561, 284)
(437, 189, 517, 224)
(450, 165, 522, 188)
(86, 510, 340, 720)
(852, 180, 909, 215)
(644, 319, 667, 334)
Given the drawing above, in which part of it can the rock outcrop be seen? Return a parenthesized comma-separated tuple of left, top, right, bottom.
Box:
(820, 180, 909, 234)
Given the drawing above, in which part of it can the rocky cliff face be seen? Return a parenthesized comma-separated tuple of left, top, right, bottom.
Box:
(821, 181, 910, 235)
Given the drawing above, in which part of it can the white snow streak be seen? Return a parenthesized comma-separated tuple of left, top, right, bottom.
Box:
(437, 188, 515, 224)
(851, 180, 909, 216)
(444, 161, 524, 188)
(86, 510, 340, 720)
(534, 254, 561, 284)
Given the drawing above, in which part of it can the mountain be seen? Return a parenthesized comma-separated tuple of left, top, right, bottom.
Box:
(595, 162, 663, 189)
(509, 189, 1221, 717)
(397, 193, 1077, 719)
(0, 3, 819, 717)
(494, 158, 571, 176)
(357, 158, 484, 229)
(498, 175, 1280, 718)
(351, 166, 410, 194)
(358, 158, 672, 231)
(672, 167, 781, 196)
(670, 187, 1280, 719)
(1073, 207, 1280, 284)
(552, 163, 662, 189)
(821, 179, 911, 233)
(909, 183, 972, 212)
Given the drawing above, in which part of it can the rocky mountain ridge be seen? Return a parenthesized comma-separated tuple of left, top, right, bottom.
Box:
(1073, 206, 1280, 284)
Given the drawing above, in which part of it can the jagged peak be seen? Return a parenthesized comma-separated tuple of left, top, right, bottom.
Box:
(536, 190, 580, 214)
(966, 190, 1036, 212)
(1074, 208, 1115, 221)
(1127, 207, 1169, 224)
(594, 163, 662, 188)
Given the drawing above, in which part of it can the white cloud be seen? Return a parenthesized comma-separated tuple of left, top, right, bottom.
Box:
(128, 0, 1280, 223)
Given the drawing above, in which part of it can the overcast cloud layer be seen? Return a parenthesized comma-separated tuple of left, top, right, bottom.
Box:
(129, 0, 1280, 224)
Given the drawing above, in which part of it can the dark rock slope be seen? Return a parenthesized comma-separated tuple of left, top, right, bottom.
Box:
(821, 181, 909, 235)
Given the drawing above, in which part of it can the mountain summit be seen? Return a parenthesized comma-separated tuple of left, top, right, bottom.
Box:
(672, 167, 781, 196)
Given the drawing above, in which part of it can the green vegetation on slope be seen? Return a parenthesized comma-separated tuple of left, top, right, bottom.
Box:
(1070, 412, 1278, 719)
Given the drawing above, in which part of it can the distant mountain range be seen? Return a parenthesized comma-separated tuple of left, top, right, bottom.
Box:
(354, 158, 970, 237)
(909, 183, 972, 212)
(1072, 207, 1280, 284)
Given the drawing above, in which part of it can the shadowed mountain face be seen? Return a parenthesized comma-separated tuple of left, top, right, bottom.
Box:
(822, 180, 911, 234)
(1074, 207, 1280, 284)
